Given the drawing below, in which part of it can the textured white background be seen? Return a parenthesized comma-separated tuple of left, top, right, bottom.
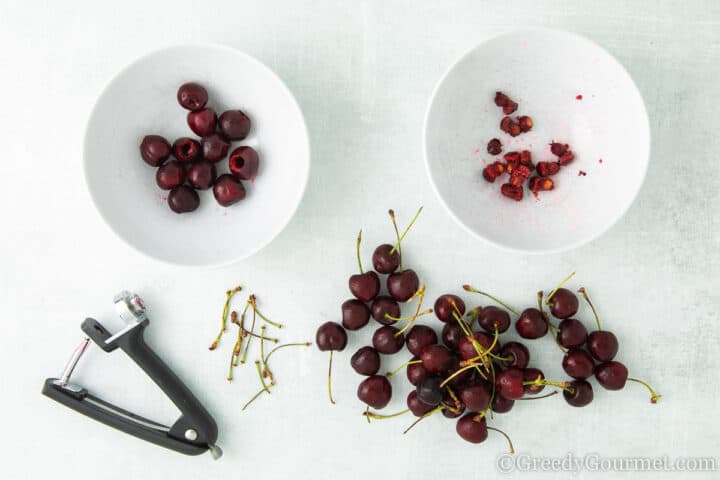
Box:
(1, 1, 719, 479)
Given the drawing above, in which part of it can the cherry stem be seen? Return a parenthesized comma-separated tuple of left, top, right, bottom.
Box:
(389, 206, 423, 255)
(242, 385, 273, 411)
(209, 285, 242, 350)
(249, 294, 284, 329)
(356, 230, 364, 274)
(516, 390, 559, 400)
(364, 408, 410, 420)
(440, 363, 477, 388)
(386, 359, 422, 377)
(466, 307, 481, 328)
(242, 328, 279, 343)
(523, 378, 572, 393)
(240, 301, 257, 364)
(544, 271, 576, 305)
(328, 350, 336, 405)
(578, 287, 601, 331)
(255, 360, 270, 393)
(384, 309, 433, 323)
(487, 426, 515, 455)
(388, 209, 403, 271)
(402, 405, 443, 434)
(264, 342, 312, 364)
(538, 291, 566, 353)
(395, 285, 427, 336)
(628, 378, 662, 404)
(259, 326, 274, 385)
(231, 309, 246, 368)
(462, 285, 519, 315)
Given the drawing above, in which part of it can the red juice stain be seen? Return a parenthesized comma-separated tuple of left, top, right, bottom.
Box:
(578, 170, 587, 176)
(532, 191, 540, 201)
(576, 94, 583, 100)
(473, 148, 480, 154)
(598, 158, 603, 164)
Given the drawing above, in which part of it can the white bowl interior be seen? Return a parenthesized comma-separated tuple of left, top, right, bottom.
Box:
(84, 45, 309, 266)
(424, 29, 649, 253)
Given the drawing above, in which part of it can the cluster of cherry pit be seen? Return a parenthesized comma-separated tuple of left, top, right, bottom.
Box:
(482, 91, 576, 201)
(316, 209, 660, 449)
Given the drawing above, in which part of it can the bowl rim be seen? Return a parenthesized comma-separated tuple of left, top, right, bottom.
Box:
(422, 27, 651, 255)
(83, 42, 311, 268)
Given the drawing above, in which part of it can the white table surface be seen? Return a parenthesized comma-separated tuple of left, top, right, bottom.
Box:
(2, 1, 719, 479)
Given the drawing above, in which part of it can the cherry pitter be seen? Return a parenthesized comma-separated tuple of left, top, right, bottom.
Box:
(42, 291, 222, 459)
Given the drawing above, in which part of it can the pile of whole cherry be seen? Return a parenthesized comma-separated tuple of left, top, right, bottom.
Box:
(316, 210, 660, 450)
(139, 82, 260, 214)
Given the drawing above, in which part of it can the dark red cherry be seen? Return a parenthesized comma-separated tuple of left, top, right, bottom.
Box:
(416, 374, 443, 406)
(387, 269, 419, 302)
(187, 108, 217, 137)
(495, 367, 524, 400)
(370, 295, 400, 325)
(459, 381, 491, 412)
(477, 306, 511, 333)
(522, 368, 545, 394)
(441, 390, 465, 418)
(177, 82, 208, 111)
(491, 394, 515, 413)
(228, 146, 259, 181)
(549, 288, 579, 319)
(434, 294, 465, 322)
(140, 135, 172, 167)
(349, 271, 380, 303)
(406, 357, 428, 385)
(187, 160, 216, 190)
(445, 355, 475, 388)
(372, 325, 404, 354)
(218, 110, 251, 140)
(350, 346, 380, 376)
(499, 342, 530, 369)
(563, 380, 593, 407)
(587, 331, 619, 361)
(515, 308, 548, 339)
(458, 332, 500, 360)
(419, 344, 453, 374)
(557, 318, 588, 348)
(372, 244, 400, 274)
(405, 325, 438, 357)
(341, 299, 370, 330)
(155, 160, 185, 190)
(357, 375, 392, 409)
(213, 174, 246, 206)
(315, 321, 347, 351)
(456, 414, 488, 443)
(407, 391, 434, 417)
(167, 185, 199, 214)
(172, 137, 201, 163)
(201, 133, 230, 162)
(442, 322, 464, 350)
(562, 348, 595, 379)
(594, 361, 628, 390)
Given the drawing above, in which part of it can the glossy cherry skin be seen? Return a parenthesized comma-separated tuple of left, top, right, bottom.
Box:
(213, 174, 246, 206)
(458, 332, 500, 360)
(515, 308, 548, 339)
(445, 355, 475, 389)
(495, 367, 525, 400)
(167, 185, 199, 214)
(562, 348, 595, 379)
(372, 325, 404, 354)
(442, 323, 464, 350)
(187, 108, 217, 137)
(459, 381, 491, 412)
(387, 269, 419, 302)
(350, 346, 380, 376)
(523, 368, 545, 394)
(370, 295, 400, 325)
(456, 414, 488, 443)
(187, 161, 216, 190)
(407, 391, 434, 417)
(499, 342, 530, 369)
(416, 374, 443, 407)
(315, 321, 347, 351)
(341, 299, 370, 331)
(405, 325, 438, 357)
(434, 294, 465, 322)
(477, 306, 511, 333)
(155, 160, 186, 190)
(357, 375, 392, 409)
(557, 318, 588, 348)
(594, 361, 628, 390)
(441, 391, 465, 418)
(218, 110, 251, 140)
(491, 394, 515, 413)
(140, 135, 172, 167)
(587, 331, 619, 361)
(172, 137, 201, 163)
(419, 344, 453, 374)
(563, 379, 594, 407)
(372, 244, 400, 274)
(228, 146, 259, 181)
(177, 82, 208, 111)
(549, 288, 579, 319)
(406, 357, 428, 385)
(201, 133, 230, 162)
(349, 271, 380, 303)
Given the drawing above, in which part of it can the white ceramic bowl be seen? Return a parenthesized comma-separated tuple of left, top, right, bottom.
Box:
(424, 29, 650, 253)
(85, 44, 309, 266)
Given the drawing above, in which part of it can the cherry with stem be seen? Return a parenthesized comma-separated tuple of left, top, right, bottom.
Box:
(462, 285, 520, 316)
